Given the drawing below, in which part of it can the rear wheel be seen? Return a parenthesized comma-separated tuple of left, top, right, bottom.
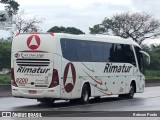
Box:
(37, 98, 55, 105)
(80, 84, 90, 104)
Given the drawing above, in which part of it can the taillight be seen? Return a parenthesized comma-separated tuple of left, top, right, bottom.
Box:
(50, 32, 54, 36)
(49, 69, 59, 88)
(15, 33, 19, 36)
(11, 68, 18, 87)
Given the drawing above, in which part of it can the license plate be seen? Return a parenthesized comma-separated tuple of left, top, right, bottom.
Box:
(28, 90, 37, 94)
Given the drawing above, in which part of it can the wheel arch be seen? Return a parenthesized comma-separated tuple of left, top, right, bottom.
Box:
(80, 81, 91, 97)
(130, 80, 136, 93)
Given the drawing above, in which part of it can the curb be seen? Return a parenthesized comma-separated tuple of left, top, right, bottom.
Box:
(145, 79, 160, 87)
(0, 85, 11, 97)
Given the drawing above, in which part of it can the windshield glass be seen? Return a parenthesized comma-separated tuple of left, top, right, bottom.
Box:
(135, 46, 145, 73)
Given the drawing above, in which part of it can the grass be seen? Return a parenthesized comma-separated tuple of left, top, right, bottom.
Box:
(145, 70, 160, 79)
(0, 74, 11, 84)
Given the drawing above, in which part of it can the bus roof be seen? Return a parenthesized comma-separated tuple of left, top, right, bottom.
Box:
(62, 33, 140, 47)
(15, 33, 141, 48)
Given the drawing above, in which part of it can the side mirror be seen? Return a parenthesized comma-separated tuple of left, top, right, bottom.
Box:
(140, 51, 150, 65)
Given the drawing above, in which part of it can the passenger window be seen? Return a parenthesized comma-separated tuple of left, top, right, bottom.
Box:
(60, 38, 136, 65)
(77, 41, 91, 62)
(60, 39, 77, 61)
(90, 42, 103, 62)
(102, 43, 112, 62)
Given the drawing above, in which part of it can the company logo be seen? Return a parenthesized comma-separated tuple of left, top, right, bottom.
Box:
(14, 53, 20, 58)
(17, 67, 50, 73)
(103, 63, 132, 73)
(2, 112, 11, 117)
(63, 62, 76, 93)
(27, 35, 40, 50)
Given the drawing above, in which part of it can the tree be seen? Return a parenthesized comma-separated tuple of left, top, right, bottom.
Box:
(0, 38, 11, 70)
(146, 50, 160, 71)
(89, 12, 160, 45)
(150, 44, 160, 51)
(0, 14, 6, 22)
(48, 26, 85, 35)
(0, 0, 19, 17)
(12, 10, 43, 34)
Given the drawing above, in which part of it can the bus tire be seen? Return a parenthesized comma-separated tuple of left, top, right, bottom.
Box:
(118, 84, 135, 99)
(37, 98, 55, 105)
(80, 84, 90, 104)
(126, 84, 135, 99)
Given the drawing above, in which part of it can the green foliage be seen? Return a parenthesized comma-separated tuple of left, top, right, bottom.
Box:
(150, 44, 160, 51)
(145, 50, 160, 71)
(0, 38, 11, 70)
(0, 74, 10, 84)
(0, 0, 19, 17)
(89, 12, 160, 45)
(0, 14, 6, 22)
(145, 70, 160, 79)
(89, 24, 106, 34)
(48, 26, 85, 35)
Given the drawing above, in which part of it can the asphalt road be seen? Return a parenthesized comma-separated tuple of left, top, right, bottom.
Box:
(0, 86, 160, 119)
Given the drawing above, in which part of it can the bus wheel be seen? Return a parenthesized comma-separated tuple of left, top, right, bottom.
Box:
(37, 98, 55, 105)
(80, 84, 90, 104)
(118, 84, 135, 99)
(126, 84, 135, 99)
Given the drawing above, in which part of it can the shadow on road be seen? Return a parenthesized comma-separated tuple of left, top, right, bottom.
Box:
(10, 96, 139, 111)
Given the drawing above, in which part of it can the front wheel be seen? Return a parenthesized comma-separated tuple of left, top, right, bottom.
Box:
(126, 84, 135, 99)
(80, 84, 90, 104)
(118, 84, 135, 99)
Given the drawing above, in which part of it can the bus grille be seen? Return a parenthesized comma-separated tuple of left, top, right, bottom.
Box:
(16, 59, 50, 67)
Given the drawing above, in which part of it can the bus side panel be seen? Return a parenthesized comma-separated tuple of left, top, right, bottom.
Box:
(70, 62, 96, 99)
(61, 59, 73, 99)
(52, 54, 62, 98)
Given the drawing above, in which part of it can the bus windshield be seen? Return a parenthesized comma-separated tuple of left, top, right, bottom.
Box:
(135, 46, 150, 74)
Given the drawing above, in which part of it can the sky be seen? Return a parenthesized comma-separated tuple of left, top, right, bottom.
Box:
(1, 0, 160, 44)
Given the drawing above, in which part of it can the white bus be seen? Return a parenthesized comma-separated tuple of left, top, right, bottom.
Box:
(11, 33, 150, 104)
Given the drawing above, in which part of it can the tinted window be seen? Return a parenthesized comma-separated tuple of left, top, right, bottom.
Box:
(90, 42, 103, 62)
(121, 45, 136, 66)
(61, 38, 77, 61)
(77, 41, 91, 62)
(102, 43, 112, 62)
(113, 44, 123, 62)
(135, 46, 144, 72)
(109, 44, 136, 65)
(60, 38, 136, 64)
